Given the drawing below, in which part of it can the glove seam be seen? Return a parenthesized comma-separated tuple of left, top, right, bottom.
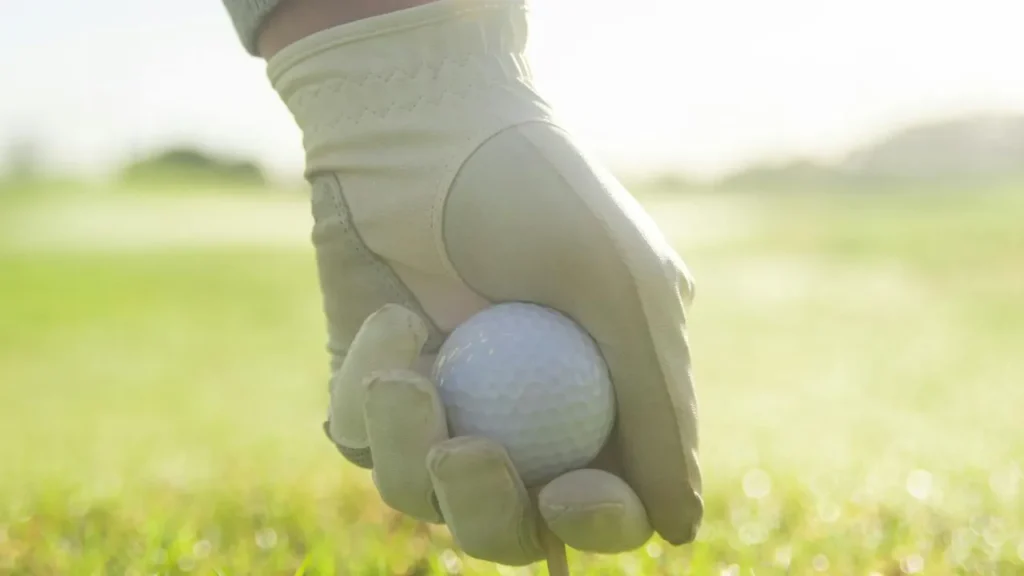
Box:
(319, 172, 447, 355)
(436, 119, 559, 306)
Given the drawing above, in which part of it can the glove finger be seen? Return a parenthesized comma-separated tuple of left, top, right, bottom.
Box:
(364, 368, 448, 523)
(427, 437, 543, 566)
(539, 469, 652, 554)
(327, 304, 428, 459)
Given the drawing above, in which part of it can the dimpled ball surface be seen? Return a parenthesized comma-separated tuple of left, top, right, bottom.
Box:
(432, 302, 615, 485)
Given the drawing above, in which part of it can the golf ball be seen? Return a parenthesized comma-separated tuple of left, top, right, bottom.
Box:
(432, 302, 615, 485)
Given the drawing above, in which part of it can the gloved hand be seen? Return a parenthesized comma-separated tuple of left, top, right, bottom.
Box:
(268, 0, 702, 566)
(314, 121, 702, 568)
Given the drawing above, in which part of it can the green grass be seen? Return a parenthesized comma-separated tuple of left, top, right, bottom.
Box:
(1, 185, 1023, 574)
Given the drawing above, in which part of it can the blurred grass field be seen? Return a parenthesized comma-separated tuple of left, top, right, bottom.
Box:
(1, 183, 1022, 575)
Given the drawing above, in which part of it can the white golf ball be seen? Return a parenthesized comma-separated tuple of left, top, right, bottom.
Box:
(432, 302, 615, 485)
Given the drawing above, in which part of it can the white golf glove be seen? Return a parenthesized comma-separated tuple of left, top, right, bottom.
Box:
(267, 0, 703, 565)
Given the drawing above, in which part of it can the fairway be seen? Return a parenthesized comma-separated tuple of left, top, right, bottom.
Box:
(1, 186, 1022, 574)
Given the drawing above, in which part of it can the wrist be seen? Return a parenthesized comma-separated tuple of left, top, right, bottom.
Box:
(255, 0, 440, 59)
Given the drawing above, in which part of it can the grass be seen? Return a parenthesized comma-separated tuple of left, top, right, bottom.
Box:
(1, 184, 1022, 574)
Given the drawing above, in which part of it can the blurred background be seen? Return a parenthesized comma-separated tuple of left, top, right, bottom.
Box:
(1, 0, 1022, 574)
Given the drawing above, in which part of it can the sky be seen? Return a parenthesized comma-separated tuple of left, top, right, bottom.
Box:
(2, 0, 1023, 180)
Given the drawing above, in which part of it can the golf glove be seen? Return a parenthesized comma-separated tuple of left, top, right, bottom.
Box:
(266, 0, 702, 565)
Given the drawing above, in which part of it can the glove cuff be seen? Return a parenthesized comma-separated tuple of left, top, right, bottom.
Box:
(264, 0, 548, 177)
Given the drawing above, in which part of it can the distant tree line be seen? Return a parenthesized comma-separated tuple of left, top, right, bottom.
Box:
(6, 137, 42, 181)
(6, 113, 1024, 195)
(642, 113, 1024, 194)
(120, 147, 267, 187)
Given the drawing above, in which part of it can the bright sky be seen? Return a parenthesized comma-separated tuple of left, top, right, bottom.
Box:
(2, 0, 1023, 179)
